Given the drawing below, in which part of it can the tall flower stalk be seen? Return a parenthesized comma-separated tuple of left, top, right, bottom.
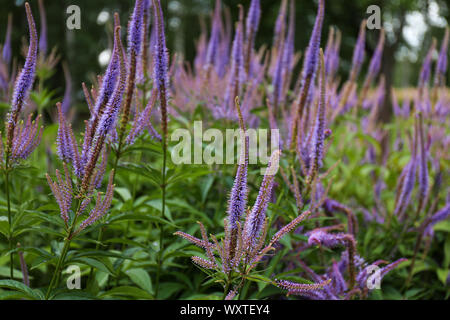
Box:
(152, 0, 170, 299)
(1, 3, 40, 280)
(44, 24, 126, 299)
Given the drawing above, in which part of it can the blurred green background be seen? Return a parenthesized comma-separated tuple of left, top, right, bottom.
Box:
(1, 0, 449, 109)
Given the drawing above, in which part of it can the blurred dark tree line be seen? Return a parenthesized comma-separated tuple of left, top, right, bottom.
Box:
(0, 0, 448, 111)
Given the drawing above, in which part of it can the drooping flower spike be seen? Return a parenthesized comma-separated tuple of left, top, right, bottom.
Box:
(289, 0, 324, 150)
(6, 3, 38, 156)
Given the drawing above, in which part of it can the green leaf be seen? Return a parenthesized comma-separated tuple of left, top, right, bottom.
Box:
(0, 280, 43, 300)
(99, 286, 154, 300)
(126, 268, 153, 294)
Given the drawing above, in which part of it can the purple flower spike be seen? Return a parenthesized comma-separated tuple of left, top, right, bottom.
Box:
(368, 29, 384, 79)
(307, 230, 348, 248)
(417, 114, 428, 212)
(152, 0, 170, 139)
(76, 171, 115, 235)
(303, 0, 324, 82)
(153, 0, 169, 93)
(308, 49, 326, 179)
(419, 39, 436, 89)
(224, 17, 245, 116)
(275, 279, 331, 296)
(95, 27, 127, 138)
(350, 20, 366, 80)
(428, 202, 450, 227)
(2, 13, 13, 64)
(394, 158, 417, 219)
(244, 0, 261, 71)
(38, 0, 48, 56)
(435, 28, 449, 86)
(246, 0, 261, 39)
(205, 0, 221, 69)
(227, 99, 248, 231)
(243, 150, 280, 250)
(8, 3, 38, 130)
(128, 0, 145, 56)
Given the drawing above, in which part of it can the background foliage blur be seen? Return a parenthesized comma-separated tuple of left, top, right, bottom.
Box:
(1, 0, 449, 113)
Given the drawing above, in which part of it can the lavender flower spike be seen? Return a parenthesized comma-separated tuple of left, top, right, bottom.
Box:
(7, 3, 38, 149)
(205, 0, 221, 71)
(152, 0, 170, 138)
(227, 98, 248, 232)
(245, 0, 261, 72)
(368, 29, 385, 78)
(38, 0, 48, 56)
(435, 27, 449, 87)
(2, 13, 13, 64)
(243, 150, 280, 250)
(350, 20, 366, 81)
(75, 171, 115, 237)
(128, 0, 145, 56)
(289, 0, 324, 149)
(308, 49, 326, 181)
(418, 38, 436, 90)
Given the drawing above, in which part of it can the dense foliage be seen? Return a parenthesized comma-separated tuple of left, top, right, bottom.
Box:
(0, 0, 448, 300)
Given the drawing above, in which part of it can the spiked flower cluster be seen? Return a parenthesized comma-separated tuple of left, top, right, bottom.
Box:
(176, 99, 326, 297)
(1, 3, 42, 168)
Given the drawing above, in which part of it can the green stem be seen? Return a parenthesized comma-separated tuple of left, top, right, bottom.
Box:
(45, 200, 81, 300)
(155, 135, 167, 299)
(4, 168, 13, 279)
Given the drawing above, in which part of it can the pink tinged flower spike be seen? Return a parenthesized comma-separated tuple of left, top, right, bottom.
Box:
(89, 27, 122, 125)
(275, 279, 331, 296)
(126, 88, 161, 145)
(271, 38, 285, 110)
(10, 114, 43, 161)
(17, 243, 29, 287)
(244, 0, 261, 72)
(128, 0, 145, 56)
(152, 0, 170, 138)
(227, 98, 248, 232)
(46, 165, 73, 226)
(205, 0, 222, 70)
(95, 26, 127, 139)
(243, 150, 280, 251)
(394, 116, 420, 220)
(273, 0, 288, 52)
(224, 16, 245, 116)
(435, 27, 449, 87)
(38, 0, 47, 56)
(56, 102, 73, 163)
(330, 260, 347, 294)
(7, 3, 38, 150)
(75, 170, 115, 237)
(289, 0, 324, 150)
(367, 28, 385, 79)
(426, 202, 450, 228)
(417, 113, 429, 214)
(308, 49, 326, 181)
(2, 13, 13, 64)
(349, 20, 366, 81)
(418, 38, 436, 90)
